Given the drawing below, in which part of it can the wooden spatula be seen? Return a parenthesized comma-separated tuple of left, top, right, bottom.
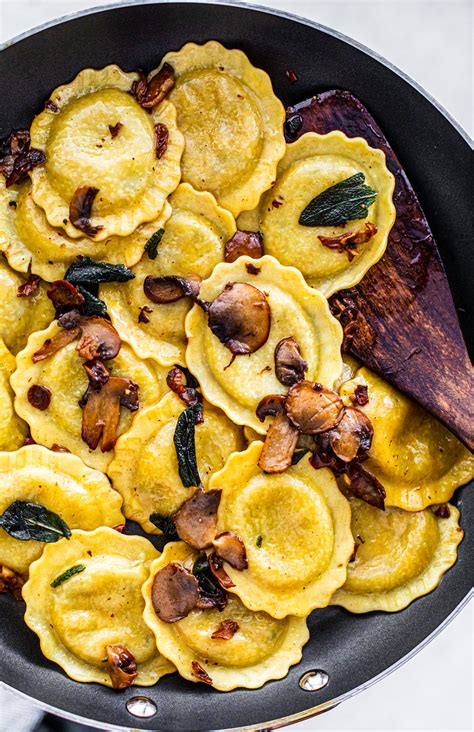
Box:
(285, 91, 473, 451)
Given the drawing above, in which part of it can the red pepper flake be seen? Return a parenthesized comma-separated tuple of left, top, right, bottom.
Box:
(113, 524, 126, 533)
(154, 123, 169, 159)
(271, 199, 283, 208)
(44, 99, 59, 113)
(108, 122, 123, 138)
(17, 274, 41, 297)
(286, 69, 298, 84)
(191, 661, 213, 685)
(23, 434, 36, 446)
(432, 504, 451, 519)
(138, 305, 153, 324)
(349, 543, 360, 562)
(69, 186, 103, 238)
(50, 444, 70, 453)
(27, 384, 51, 410)
(246, 263, 260, 275)
(211, 619, 239, 640)
(350, 384, 369, 406)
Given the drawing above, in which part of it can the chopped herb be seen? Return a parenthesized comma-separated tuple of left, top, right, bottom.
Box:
(149, 512, 179, 541)
(291, 448, 309, 465)
(0, 500, 71, 543)
(256, 535, 263, 548)
(65, 257, 135, 286)
(299, 173, 377, 227)
(144, 228, 165, 260)
(78, 286, 108, 317)
(173, 404, 203, 488)
(51, 564, 86, 587)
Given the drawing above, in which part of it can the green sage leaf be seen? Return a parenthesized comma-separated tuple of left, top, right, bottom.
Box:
(144, 228, 165, 260)
(0, 500, 71, 543)
(65, 256, 135, 285)
(299, 173, 377, 227)
(78, 286, 108, 317)
(50, 564, 86, 588)
(149, 512, 179, 541)
(291, 449, 309, 465)
(173, 404, 203, 488)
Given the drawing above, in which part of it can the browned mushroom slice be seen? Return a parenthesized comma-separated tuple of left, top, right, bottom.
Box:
(166, 366, 201, 407)
(285, 380, 343, 434)
(173, 488, 221, 550)
(83, 359, 110, 389)
(105, 644, 138, 689)
(32, 327, 81, 363)
(47, 280, 85, 313)
(143, 274, 201, 304)
(258, 413, 299, 473)
(81, 369, 139, 452)
(208, 282, 271, 356)
(0, 565, 25, 601)
(274, 336, 308, 386)
(208, 552, 235, 589)
(256, 393, 286, 422)
(350, 384, 369, 406)
(151, 563, 200, 623)
(224, 230, 264, 263)
(325, 406, 374, 462)
(69, 186, 103, 238)
(345, 462, 386, 510)
(211, 619, 239, 640)
(318, 222, 378, 262)
(191, 660, 213, 685)
(75, 316, 121, 361)
(212, 532, 248, 570)
(132, 63, 175, 109)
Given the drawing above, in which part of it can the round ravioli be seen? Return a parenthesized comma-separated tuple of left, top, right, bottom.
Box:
(0, 256, 54, 354)
(211, 442, 353, 618)
(0, 339, 28, 450)
(185, 255, 343, 433)
(339, 367, 474, 510)
(108, 391, 244, 533)
(254, 132, 395, 296)
(331, 499, 463, 612)
(158, 41, 285, 216)
(0, 446, 123, 575)
(142, 542, 308, 690)
(29, 65, 184, 240)
(102, 184, 236, 366)
(11, 322, 169, 472)
(23, 528, 174, 686)
(0, 178, 172, 281)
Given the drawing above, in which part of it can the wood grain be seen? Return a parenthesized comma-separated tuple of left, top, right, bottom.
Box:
(285, 91, 473, 450)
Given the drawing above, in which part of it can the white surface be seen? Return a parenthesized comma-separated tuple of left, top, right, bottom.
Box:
(0, 1, 472, 731)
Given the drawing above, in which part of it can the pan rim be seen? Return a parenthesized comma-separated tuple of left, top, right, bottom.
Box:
(0, 2, 471, 729)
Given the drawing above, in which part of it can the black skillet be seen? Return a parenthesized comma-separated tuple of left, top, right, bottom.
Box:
(0, 2, 472, 730)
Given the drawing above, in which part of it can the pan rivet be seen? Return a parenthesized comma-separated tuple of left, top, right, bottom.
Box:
(299, 670, 329, 691)
(126, 696, 157, 718)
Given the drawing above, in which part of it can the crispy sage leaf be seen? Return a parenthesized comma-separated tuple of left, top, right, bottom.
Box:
(144, 228, 165, 260)
(65, 257, 135, 285)
(50, 564, 86, 588)
(78, 286, 108, 318)
(173, 404, 203, 488)
(0, 501, 71, 542)
(299, 173, 377, 227)
(192, 552, 228, 610)
(149, 512, 179, 541)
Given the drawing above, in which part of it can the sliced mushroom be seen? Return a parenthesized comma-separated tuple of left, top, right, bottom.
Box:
(69, 186, 103, 238)
(143, 274, 201, 304)
(258, 413, 299, 473)
(191, 660, 213, 685)
(75, 316, 121, 361)
(32, 327, 80, 363)
(256, 393, 286, 422)
(83, 359, 110, 389)
(47, 280, 85, 314)
(325, 406, 374, 462)
(105, 644, 138, 689)
(80, 367, 139, 452)
(318, 222, 378, 262)
(166, 366, 201, 407)
(208, 552, 235, 589)
(285, 380, 343, 434)
(173, 488, 221, 550)
(132, 63, 175, 109)
(274, 336, 308, 386)
(208, 282, 271, 356)
(211, 619, 239, 640)
(213, 532, 248, 570)
(193, 552, 229, 611)
(345, 462, 386, 510)
(224, 230, 264, 263)
(151, 563, 200, 623)
(0, 565, 25, 601)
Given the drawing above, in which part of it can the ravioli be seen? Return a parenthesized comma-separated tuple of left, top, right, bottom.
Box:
(23, 528, 174, 686)
(158, 41, 285, 216)
(185, 255, 343, 432)
(102, 184, 236, 366)
(29, 65, 184, 240)
(251, 132, 395, 296)
(0, 178, 171, 281)
(142, 541, 308, 690)
(0, 447, 124, 576)
(339, 368, 474, 510)
(0, 256, 54, 354)
(0, 339, 28, 450)
(331, 500, 463, 612)
(211, 442, 353, 618)
(108, 391, 244, 533)
(11, 322, 169, 472)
